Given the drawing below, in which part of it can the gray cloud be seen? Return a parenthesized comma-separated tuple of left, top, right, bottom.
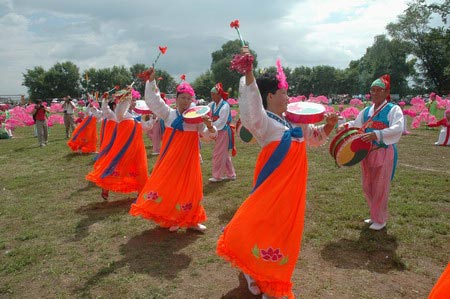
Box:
(0, 0, 412, 95)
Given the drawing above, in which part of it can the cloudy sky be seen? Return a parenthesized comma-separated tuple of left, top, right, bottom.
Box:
(1, 0, 414, 95)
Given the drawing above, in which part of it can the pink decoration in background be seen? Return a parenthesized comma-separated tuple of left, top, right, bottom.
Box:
(276, 59, 288, 90)
(48, 114, 64, 126)
(403, 109, 417, 117)
(227, 98, 238, 105)
(341, 107, 360, 119)
(436, 96, 450, 110)
(411, 111, 437, 129)
(50, 103, 64, 113)
(308, 95, 329, 104)
(231, 110, 238, 119)
(288, 95, 306, 103)
(350, 98, 364, 107)
(325, 106, 335, 113)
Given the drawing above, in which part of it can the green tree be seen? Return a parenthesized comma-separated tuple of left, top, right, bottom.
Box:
(211, 40, 258, 98)
(154, 69, 177, 95)
(130, 64, 147, 96)
(22, 66, 46, 100)
(192, 70, 215, 101)
(43, 61, 80, 98)
(386, 0, 450, 93)
(289, 66, 313, 96)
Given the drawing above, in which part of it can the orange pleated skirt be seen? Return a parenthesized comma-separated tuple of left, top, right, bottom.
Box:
(217, 141, 308, 299)
(429, 263, 450, 299)
(67, 115, 98, 153)
(86, 119, 148, 193)
(130, 127, 207, 228)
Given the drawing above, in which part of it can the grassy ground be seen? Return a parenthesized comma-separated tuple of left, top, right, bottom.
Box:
(0, 118, 449, 299)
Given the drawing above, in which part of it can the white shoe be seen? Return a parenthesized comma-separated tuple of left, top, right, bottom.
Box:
(364, 218, 373, 224)
(191, 223, 207, 232)
(151, 152, 159, 156)
(369, 222, 386, 230)
(208, 177, 222, 183)
(243, 273, 261, 295)
(222, 176, 236, 181)
(169, 226, 179, 232)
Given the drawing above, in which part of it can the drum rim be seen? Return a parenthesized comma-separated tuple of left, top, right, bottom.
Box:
(182, 105, 211, 119)
(329, 127, 361, 156)
(335, 134, 371, 166)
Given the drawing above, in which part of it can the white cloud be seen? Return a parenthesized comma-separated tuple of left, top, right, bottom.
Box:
(0, 0, 421, 95)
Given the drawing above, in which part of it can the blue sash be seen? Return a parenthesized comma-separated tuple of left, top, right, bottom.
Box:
(71, 115, 93, 142)
(252, 112, 303, 193)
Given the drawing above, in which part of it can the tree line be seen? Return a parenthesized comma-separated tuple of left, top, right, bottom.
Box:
(22, 0, 449, 102)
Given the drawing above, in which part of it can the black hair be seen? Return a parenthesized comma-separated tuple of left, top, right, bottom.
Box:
(256, 73, 278, 109)
(108, 101, 116, 111)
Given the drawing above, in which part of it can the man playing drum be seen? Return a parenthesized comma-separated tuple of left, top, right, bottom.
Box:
(340, 74, 403, 230)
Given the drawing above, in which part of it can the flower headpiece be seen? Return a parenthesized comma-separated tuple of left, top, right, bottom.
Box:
(176, 82, 195, 97)
(276, 59, 288, 90)
(131, 89, 141, 99)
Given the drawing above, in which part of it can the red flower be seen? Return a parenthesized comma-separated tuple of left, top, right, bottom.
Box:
(158, 46, 168, 54)
(137, 70, 151, 81)
(180, 74, 186, 81)
(114, 85, 120, 90)
(157, 76, 163, 81)
(230, 19, 240, 28)
(260, 247, 284, 262)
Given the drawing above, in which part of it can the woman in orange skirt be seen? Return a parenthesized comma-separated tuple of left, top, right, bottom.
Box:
(429, 262, 450, 299)
(86, 89, 148, 198)
(216, 50, 337, 299)
(88, 98, 118, 200)
(67, 101, 100, 153)
(130, 67, 217, 232)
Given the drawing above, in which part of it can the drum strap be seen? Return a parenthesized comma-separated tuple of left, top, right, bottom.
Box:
(360, 101, 389, 131)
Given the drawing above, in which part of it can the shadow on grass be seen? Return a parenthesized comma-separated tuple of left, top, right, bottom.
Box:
(203, 179, 232, 195)
(13, 144, 40, 152)
(221, 272, 261, 299)
(76, 227, 199, 296)
(68, 181, 97, 200)
(71, 197, 135, 241)
(320, 227, 406, 273)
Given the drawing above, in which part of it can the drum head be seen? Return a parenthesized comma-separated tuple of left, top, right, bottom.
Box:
(330, 127, 371, 167)
(182, 106, 211, 124)
(335, 134, 371, 166)
(285, 102, 325, 124)
(134, 100, 151, 114)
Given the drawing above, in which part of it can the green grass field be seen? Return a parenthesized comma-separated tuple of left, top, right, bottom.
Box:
(0, 119, 449, 299)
